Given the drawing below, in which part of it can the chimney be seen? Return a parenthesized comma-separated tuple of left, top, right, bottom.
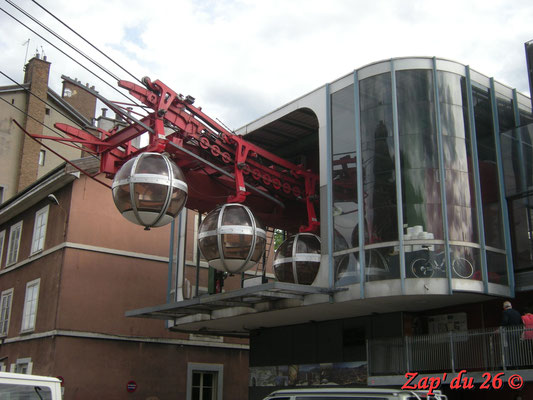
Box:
(17, 55, 51, 192)
(61, 78, 98, 122)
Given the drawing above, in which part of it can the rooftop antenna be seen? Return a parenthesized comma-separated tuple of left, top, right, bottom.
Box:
(22, 38, 30, 66)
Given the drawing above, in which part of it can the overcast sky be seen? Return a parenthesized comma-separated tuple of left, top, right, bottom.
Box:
(1, 0, 532, 129)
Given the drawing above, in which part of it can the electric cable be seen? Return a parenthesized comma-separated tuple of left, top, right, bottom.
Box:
(0, 95, 99, 158)
(6, 0, 122, 83)
(30, 0, 144, 86)
(0, 6, 143, 110)
(0, 69, 97, 136)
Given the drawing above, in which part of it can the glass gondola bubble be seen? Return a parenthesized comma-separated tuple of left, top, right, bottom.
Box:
(198, 203, 266, 274)
(273, 233, 321, 285)
(112, 152, 188, 229)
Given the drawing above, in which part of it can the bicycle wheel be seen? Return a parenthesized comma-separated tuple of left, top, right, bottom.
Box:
(452, 257, 474, 279)
(367, 250, 390, 276)
(411, 258, 434, 278)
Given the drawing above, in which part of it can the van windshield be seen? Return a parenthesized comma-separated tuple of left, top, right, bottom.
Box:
(0, 383, 53, 399)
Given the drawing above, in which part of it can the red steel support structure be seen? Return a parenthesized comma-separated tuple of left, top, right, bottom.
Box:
(28, 77, 320, 233)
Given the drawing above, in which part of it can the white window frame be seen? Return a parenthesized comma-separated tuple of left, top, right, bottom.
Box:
(38, 149, 46, 166)
(186, 363, 223, 400)
(0, 288, 13, 337)
(6, 221, 22, 266)
(10, 357, 33, 374)
(31, 205, 49, 255)
(0, 230, 5, 267)
(21, 279, 40, 333)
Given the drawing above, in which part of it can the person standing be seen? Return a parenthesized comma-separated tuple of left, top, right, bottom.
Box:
(501, 301, 523, 368)
(502, 301, 523, 326)
(522, 308, 533, 340)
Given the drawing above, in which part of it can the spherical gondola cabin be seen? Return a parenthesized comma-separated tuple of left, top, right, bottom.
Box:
(112, 152, 188, 229)
(273, 233, 321, 285)
(198, 203, 266, 274)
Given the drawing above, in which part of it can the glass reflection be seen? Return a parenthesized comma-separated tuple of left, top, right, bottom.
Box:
(332, 85, 357, 254)
(439, 73, 478, 245)
(502, 125, 533, 272)
(472, 85, 505, 250)
(397, 69, 442, 242)
(360, 73, 397, 248)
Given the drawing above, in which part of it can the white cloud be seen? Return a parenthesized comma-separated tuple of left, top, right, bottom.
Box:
(0, 0, 532, 128)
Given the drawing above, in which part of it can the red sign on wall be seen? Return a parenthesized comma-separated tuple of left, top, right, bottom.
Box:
(127, 381, 137, 393)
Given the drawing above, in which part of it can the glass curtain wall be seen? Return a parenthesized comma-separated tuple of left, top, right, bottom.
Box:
(330, 59, 522, 289)
(438, 72, 479, 279)
(472, 85, 507, 284)
(502, 101, 533, 273)
(332, 84, 359, 285)
(396, 70, 444, 278)
(359, 73, 398, 281)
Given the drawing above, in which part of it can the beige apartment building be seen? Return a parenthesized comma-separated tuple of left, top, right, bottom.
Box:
(0, 54, 95, 203)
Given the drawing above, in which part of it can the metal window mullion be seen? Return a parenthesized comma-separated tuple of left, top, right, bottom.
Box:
(465, 66, 488, 293)
(354, 71, 365, 298)
(512, 89, 533, 267)
(391, 59, 406, 294)
(432, 58, 452, 294)
(489, 78, 514, 296)
(326, 83, 335, 291)
(512, 89, 528, 199)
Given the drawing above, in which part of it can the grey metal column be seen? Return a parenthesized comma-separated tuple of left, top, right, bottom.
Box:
(167, 219, 176, 303)
(353, 70, 365, 298)
(390, 59, 406, 294)
(174, 208, 188, 302)
(489, 78, 514, 296)
(325, 83, 335, 292)
(432, 58, 452, 294)
(465, 66, 488, 293)
(512, 89, 527, 194)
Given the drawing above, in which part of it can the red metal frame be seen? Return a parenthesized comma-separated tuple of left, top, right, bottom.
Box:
(31, 77, 320, 233)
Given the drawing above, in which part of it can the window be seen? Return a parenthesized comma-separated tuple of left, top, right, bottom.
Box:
(0, 289, 13, 336)
(0, 230, 5, 266)
(21, 279, 40, 332)
(38, 150, 46, 166)
(187, 363, 223, 400)
(192, 371, 217, 400)
(31, 205, 49, 254)
(11, 358, 32, 374)
(0, 186, 4, 204)
(45, 108, 50, 116)
(6, 221, 22, 266)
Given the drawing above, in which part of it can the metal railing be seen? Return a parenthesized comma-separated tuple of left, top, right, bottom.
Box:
(368, 327, 533, 376)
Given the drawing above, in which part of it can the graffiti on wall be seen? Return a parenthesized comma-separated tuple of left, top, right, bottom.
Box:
(249, 361, 367, 387)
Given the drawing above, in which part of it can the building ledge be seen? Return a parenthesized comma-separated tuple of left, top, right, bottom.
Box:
(126, 282, 341, 336)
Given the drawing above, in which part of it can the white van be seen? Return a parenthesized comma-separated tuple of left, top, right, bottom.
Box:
(0, 371, 62, 399)
(262, 388, 447, 400)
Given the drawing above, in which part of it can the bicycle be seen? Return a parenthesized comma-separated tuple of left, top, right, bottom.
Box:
(410, 246, 474, 279)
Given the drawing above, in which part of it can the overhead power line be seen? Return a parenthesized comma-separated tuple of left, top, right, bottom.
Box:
(0, 4, 146, 112)
(6, 0, 121, 82)
(31, 0, 144, 86)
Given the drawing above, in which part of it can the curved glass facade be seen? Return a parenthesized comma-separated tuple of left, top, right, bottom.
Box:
(331, 57, 532, 294)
